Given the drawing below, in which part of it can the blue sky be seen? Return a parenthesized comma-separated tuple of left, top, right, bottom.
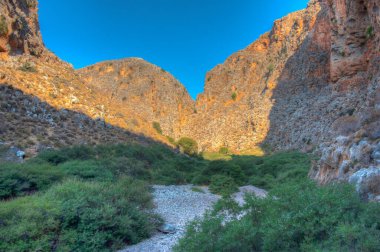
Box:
(39, 0, 309, 99)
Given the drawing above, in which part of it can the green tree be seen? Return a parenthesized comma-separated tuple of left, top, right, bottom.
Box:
(178, 137, 198, 156)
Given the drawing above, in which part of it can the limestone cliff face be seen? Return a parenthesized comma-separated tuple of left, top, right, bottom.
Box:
(0, 0, 45, 57)
(178, 0, 379, 198)
(77, 59, 195, 138)
(309, 0, 380, 198)
(179, 1, 323, 151)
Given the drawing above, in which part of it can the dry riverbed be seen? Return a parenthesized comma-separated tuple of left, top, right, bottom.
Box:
(121, 185, 220, 252)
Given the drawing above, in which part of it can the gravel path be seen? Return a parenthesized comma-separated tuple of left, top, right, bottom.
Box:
(121, 185, 221, 252)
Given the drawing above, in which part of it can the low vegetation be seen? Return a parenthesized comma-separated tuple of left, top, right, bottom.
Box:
(0, 178, 160, 251)
(177, 137, 198, 156)
(152, 121, 163, 134)
(2, 143, 377, 251)
(231, 92, 237, 101)
(219, 146, 229, 155)
(0, 15, 8, 37)
(0, 144, 310, 199)
(19, 62, 37, 73)
(366, 25, 375, 39)
(25, 0, 38, 8)
(175, 181, 380, 252)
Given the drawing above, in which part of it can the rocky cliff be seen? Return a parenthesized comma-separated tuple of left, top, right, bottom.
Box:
(178, 0, 379, 198)
(0, 0, 45, 57)
(77, 58, 195, 138)
(179, 0, 324, 151)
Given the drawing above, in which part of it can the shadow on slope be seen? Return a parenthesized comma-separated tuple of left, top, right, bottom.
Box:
(0, 84, 167, 155)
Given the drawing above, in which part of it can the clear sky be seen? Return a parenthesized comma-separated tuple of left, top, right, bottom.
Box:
(39, 0, 309, 99)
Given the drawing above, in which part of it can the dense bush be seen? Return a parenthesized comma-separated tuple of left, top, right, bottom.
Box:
(178, 137, 198, 156)
(0, 178, 161, 251)
(209, 175, 238, 195)
(0, 144, 310, 198)
(0, 162, 63, 199)
(175, 181, 380, 252)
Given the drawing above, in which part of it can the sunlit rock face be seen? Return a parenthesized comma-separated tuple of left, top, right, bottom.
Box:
(0, 0, 45, 57)
(77, 58, 195, 139)
(0, 0, 185, 150)
(179, 0, 323, 152)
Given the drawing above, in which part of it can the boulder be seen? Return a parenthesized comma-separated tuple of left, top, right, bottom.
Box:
(349, 167, 380, 199)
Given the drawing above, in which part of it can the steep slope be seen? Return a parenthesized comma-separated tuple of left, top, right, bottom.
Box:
(0, 0, 180, 153)
(179, 0, 323, 151)
(77, 58, 195, 138)
(179, 0, 379, 197)
(0, 0, 45, 57)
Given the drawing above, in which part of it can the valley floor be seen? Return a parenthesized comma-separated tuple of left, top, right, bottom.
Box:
(122, 185, 220, 252)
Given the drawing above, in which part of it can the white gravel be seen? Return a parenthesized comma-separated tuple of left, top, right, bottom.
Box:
(120, 185, 221, 252)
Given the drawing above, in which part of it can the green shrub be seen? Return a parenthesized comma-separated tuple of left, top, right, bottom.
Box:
(0, 15, 8, 37)
(38, 145, 95, 165)
(152, 121, 163, 134)
(175, 181, 380, 252)
(231, 92, 237, 101)
(0, 162, 63, 200)
(25, 0, 37, 8)
(0, 15, 9, 37)
(267, 63, 274, 73)
(219, 147, 229, 155)
(202, 160, 245, 185)
(366, 26, 375, 39)
(166, 136, 176, 145)
(0, 178, 161, 251)
(58, 160, 114, 181)
(178, 137, 198, 156)
(209, 175, 238, 195)
(19, 62, 37, 73)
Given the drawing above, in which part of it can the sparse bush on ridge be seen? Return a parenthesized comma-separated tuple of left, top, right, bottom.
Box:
(231, 92, 237, 101)
(19, 62, 37, 73)
(25, 0, 37, 8)
(153, 121, 163, 134)
(0, 15, 8, 37)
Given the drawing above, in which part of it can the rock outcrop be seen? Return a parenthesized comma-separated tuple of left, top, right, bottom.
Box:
(0, 0, 45, 57)
(77, 58, 195, 138)
(179, 1, 324, 151)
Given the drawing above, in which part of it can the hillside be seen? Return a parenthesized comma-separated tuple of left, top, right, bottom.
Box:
(0, 0, 191, 152)
(77, 58, 195, 138)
